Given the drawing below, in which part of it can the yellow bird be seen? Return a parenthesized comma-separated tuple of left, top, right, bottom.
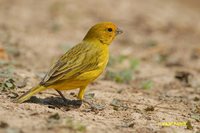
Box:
(16, 22, 123, 104)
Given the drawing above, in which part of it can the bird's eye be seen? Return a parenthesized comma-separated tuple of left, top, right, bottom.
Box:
(107, 28, 113, 32)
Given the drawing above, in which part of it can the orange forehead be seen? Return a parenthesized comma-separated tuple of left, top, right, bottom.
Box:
(92, 22, 117, 30)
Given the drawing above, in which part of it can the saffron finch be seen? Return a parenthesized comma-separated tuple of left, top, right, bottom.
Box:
(16, 22, 123, 104)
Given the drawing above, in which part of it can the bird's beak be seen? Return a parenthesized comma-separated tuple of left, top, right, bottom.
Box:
(116, 28, 123, 35)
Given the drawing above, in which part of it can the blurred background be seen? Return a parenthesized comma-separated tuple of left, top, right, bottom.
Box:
(0, 0, 200, 133)
(1, 0, 200, 87)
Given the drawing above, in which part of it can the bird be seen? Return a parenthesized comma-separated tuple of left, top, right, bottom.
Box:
(15, 22, 123, 105)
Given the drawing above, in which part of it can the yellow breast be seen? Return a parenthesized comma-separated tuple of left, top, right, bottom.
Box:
(77, 45, 109, 82)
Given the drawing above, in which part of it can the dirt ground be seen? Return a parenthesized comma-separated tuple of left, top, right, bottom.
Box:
(0, 0, 200, 133)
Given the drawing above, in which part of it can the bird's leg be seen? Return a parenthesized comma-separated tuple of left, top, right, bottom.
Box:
(75, 86, 87, 106)
(55, 89, 82, 107)
(78, 87, 91, 105)
(55, 90, 68, 102)
(78, 86, 96, 105)
(78, 86, 86, 100)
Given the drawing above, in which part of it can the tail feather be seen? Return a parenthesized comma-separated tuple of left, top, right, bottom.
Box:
(15, 85, 46, 103)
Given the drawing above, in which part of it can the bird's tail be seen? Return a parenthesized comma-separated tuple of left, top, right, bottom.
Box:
(15, 85, 46, 103)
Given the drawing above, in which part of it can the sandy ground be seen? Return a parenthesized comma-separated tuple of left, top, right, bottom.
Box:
(0, 0, 200, 133)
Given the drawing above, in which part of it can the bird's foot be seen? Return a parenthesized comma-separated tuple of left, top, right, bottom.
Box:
(83, 99, 106, 111)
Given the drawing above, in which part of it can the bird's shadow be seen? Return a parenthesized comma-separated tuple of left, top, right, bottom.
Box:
(25, 96, 82, 110)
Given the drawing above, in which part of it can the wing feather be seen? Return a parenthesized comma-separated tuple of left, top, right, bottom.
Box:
(40, 42, 100, 86)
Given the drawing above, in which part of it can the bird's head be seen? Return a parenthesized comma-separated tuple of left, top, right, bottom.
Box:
(83, 22, 123, 45)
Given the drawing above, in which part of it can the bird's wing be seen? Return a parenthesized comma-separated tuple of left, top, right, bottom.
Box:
(40, 42, 100, 86)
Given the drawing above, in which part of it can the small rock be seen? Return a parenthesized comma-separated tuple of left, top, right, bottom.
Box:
(175, 71, 193, 87)
(16, 78, 28, 88)
(110, 98, 122, 107)
(70, 92, 75, 96)
(193, 97, 199, 101)
(8, 92, 18, 99)
(48, 105, 56, 109)
(49, 113, 60, 120)
(128, 122, 135, 128)
(0, 121, 8, 128)
(144, 106, 154, 111)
